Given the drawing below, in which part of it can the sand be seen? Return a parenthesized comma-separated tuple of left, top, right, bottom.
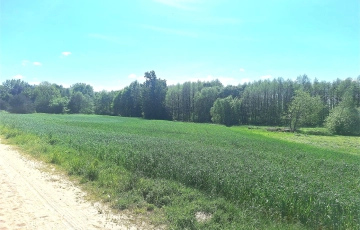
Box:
(0, 140, 150, 230)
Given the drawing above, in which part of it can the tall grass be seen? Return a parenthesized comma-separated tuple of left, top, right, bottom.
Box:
(0, 113, 359, 229)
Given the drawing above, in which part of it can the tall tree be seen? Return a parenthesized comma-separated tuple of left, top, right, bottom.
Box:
(94, 90, 115, 115)
(285, 90, 323, 131)
(193, 87, 219, 123)
(68, 92, 94, 114)
(69, 83, 94, 114)
(165, 84, 182, 121)
(2, 79, 32, 96)
(113, 81, 142, 117)
(71, 83, 95, 98)
(141, 71, 168, 119)
(34, 82, 62, 113)
(210, 96, 238, 126)
(296, 74, 312, 93)
(8, 93, 35, 114)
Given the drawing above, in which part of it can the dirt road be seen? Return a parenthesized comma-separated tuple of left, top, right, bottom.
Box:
(0, 140, 146, 230)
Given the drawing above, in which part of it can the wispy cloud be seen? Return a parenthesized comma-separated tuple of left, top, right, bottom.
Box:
(240, 68, 245, 72)
(21, 60, 29, 66)
(153, 0, 200, 11)
(13, 74, 24, 80)
(142, 24, 199, 38)
(33, 62, 42, 66)
(61, 51, 71, 58)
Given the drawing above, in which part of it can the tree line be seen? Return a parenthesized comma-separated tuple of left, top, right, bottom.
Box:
(1, 71, 359, 135)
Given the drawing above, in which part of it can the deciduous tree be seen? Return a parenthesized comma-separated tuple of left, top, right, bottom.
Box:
(285, 90, 323, 131)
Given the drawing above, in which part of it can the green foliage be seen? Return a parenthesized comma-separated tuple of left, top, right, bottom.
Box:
(1, 79, 32, 96)
(285, 90, 323, 131)
(34, 82, 62, 113)
(1, 113, 359, 229)
(193, 87, 219, 122)
(49, 152, 62, 165)
(85, 159, 100, 181)
(49, 97, 69, 114)
(325, 105, 360, 136)
(0, 99, 9, 110)
(94, 90, 115, 115)
(113, 81, 142, 117)
(141, 71, 168, 119)
(2, 76, 360, 129)
(165, 81, 204, 122)
(68, 92, 94, 114)
(70, 83, 95, 98)
(68, 157, 86, 176)
(210, 96, 239, 126)
(8, 94, 35, 114)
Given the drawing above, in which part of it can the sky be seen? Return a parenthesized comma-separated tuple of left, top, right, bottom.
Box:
(1, 0, 359, 91)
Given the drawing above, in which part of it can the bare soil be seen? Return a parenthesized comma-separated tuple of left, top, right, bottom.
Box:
(0, 140, 151, 230)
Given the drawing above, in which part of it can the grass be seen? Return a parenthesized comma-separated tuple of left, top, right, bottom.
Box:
(249, 126, 360, 156)
(0, 112, 359, 229)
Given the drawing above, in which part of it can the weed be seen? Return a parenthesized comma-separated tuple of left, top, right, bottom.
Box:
(49, 152, 62, 165)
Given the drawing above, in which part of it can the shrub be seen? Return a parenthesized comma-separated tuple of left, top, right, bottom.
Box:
(325, 106, 360, 136)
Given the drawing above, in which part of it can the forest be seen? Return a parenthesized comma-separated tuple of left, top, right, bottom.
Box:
(1, 71, 360, 135)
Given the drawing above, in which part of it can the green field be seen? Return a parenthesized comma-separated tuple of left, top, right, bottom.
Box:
(0, 112, 359, 229)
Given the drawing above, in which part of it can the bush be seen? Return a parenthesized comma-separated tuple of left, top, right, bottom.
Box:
(325, 106, 360, 136)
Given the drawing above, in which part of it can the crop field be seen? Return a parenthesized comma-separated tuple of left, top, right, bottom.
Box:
(0, 112, 359, 229)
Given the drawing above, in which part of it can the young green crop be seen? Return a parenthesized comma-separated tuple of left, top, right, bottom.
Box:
(0, 113, 359, 229)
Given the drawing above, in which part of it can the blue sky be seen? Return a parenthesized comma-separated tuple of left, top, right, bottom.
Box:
(1, 0, 359, 91)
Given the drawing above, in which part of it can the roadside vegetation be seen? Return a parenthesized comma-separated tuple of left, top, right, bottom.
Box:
(1, 112, 359, 229)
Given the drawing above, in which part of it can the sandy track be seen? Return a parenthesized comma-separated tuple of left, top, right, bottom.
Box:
(0, 141, 148, 230)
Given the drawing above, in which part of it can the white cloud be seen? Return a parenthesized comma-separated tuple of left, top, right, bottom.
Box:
(240, 68, 245, 72)
(13, 74, 24, 80)
(33, 62, 42, 66)
(137, 76, 145, 83)
(59, 83, 70, 88)
(128, 73, 137, 79)
(260, 75, 272, 80)
(21, 60, 29, 66)
(61, 51, 71, 57)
